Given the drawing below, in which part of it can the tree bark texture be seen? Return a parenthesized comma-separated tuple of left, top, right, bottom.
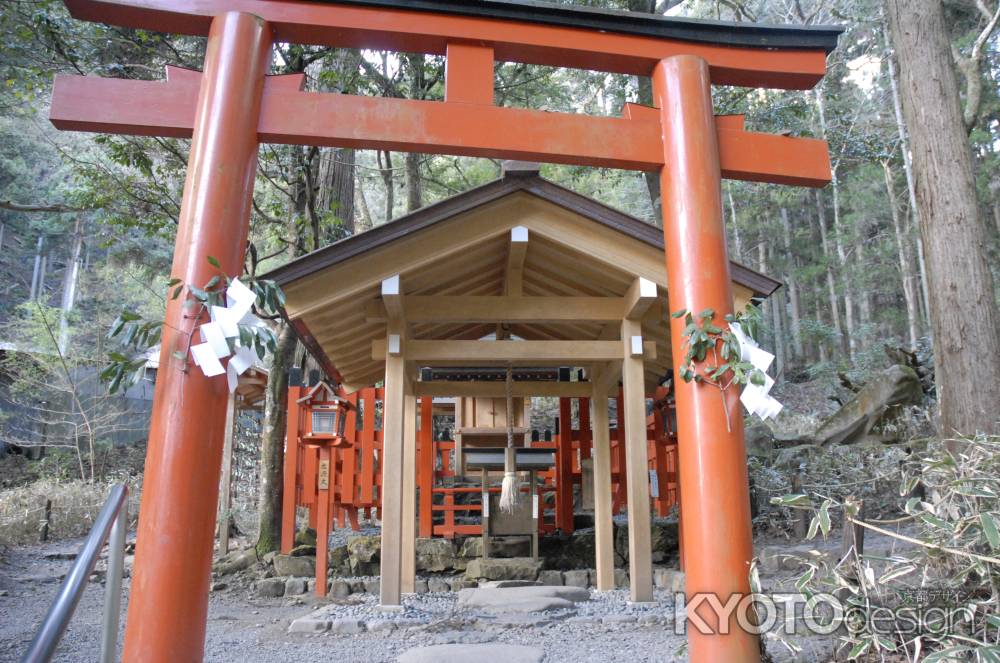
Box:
(887, 0, 1000, 436)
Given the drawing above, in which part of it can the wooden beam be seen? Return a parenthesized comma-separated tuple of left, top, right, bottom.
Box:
(371, 339, 656, 363)
(51, 73, 833, 183)
(413, 380, 592, 398)
(505, 226, 529, 297)
(624, 277, 658, 320)
(366, 296, 626, 324)
(381, 274, 404, 322)
(621, 318, 653, 603)
(59, 0, 835, 89)
(590, 366, 615, 592)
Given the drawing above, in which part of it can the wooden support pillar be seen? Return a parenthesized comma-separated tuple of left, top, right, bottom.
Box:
(654, 55, 759, 662)
(401, 387, 417, 594)
(122, 13, 271, 662)
(590, 367, 615, 592)
(418, 396, 434, 538)
(379, 306, 406, 607)
(621, 318, 653, 603)
(217, 391, 237, 555)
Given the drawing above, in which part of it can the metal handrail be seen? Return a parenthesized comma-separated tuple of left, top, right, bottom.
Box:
(21, 483, 129, 663)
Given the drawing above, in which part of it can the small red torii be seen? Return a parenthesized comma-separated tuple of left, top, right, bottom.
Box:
(48, 2, 839, 661)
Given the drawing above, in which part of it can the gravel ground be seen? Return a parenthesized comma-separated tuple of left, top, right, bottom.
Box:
(1, 534, 852, 663)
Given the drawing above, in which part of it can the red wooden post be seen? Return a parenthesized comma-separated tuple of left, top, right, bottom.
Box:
(281, 386, 303, 553)
(654, 54, 759, 662)
(359, 389, 376, 505)
(121, 12, 272, 663)
(556, 397, 574, 532)
(614, 390, 628, 511)
(418, 396, 434, 538)
(315, 445, 332, 597)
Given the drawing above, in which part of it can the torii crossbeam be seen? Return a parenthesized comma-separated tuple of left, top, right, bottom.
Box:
(49, 2, 840, 662)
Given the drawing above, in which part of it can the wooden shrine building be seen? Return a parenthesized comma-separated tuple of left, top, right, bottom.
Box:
(268, 163, 780, 605)
(49, 0, 838, 659)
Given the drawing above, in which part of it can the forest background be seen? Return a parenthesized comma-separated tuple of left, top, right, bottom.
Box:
(1, 0, 1000, 568)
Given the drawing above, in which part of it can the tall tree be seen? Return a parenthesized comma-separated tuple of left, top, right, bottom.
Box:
(886, 0, 1000, 436)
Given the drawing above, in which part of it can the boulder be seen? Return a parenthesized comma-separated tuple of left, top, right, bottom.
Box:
(256, 577, 285, 598)
(285, 577, 308, 595)
(464, 557, 541, 582)
(414, 578, 429, 594)
(427, 577, 451, 593)
(363, 578, 380, 595)
(295, 528, 318, 547)
(398, 644, 544, 663)
(347, 535, 381, 575)
(273, 554, 315, 578)
(457, 537, 483, 558)
(415, 538, 456, 572)
(330, 618, 365, 634)
(328, 544, 350, 575)
(289, 544, 316, 558)
(212, 548, 257, 576)
(562, 570, 590, 588)
(539, 531, 595, 570)
(613, 569, 629, 589)
(538, 570, 564, 586)
(777, 365, 923, 447)
(288, 615, 329, 633)
(329, 579, 352, 598)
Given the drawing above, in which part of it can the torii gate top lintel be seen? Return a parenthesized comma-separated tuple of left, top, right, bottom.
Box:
(64, 0, 841, 88)
(49, 3, 840, 662)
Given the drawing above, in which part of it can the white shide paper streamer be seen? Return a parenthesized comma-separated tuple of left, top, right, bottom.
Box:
(189, 278, 265, 392)
(729, 321, 783, 420)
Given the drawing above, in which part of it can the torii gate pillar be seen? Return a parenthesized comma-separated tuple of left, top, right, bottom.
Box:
(121, 12, 272, 662)
(655, 55, 759, 663)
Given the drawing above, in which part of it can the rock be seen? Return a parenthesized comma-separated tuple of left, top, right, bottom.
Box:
(366, 619, 397, 633)
(288, 615, 329, 633)
(398, 644, 545, 663)
(448, 576, 474, 591)
(427, 577, 451, 593)
(538, 570, 564, 586)
(539, 531, 595, 570)
(415, 538, 457, 572)
(350, 580, 367, 593)
(479, 580, 540, 588)
(212, 548, 257, 576)
(347, 535, 381, 575)
(562, 570, 590, 588)
(414, 578, 429, 594)
(210, 581, 227, 592)
(329, 545, 350, 575)
(285, 578, 308, 595)
(614, 569, 629, 589)
(464, 557, 542, 582)
(781, 365, 923, 446)
(329, 579, 352, 598)
(457, 537, 483, 558)
(273, 554, 315, 578)
(295, 528, 317, 547)
(329, 618, 365, 634)
(363, 578, 380, 595)
(289, 544, 316, 558)
(653, 568, 686, 593)
(256, 578, 285, 598)
(457, 585, 590, 612)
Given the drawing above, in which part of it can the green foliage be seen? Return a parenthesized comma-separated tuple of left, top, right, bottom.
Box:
(103, 257, 285, 394)
(769, 436, 1000, 660)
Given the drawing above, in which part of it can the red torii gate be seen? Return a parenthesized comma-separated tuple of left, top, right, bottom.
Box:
(49, 2, 839, 661)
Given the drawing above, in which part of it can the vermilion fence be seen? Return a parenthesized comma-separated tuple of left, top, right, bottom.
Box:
(280, 387, 678, 554)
